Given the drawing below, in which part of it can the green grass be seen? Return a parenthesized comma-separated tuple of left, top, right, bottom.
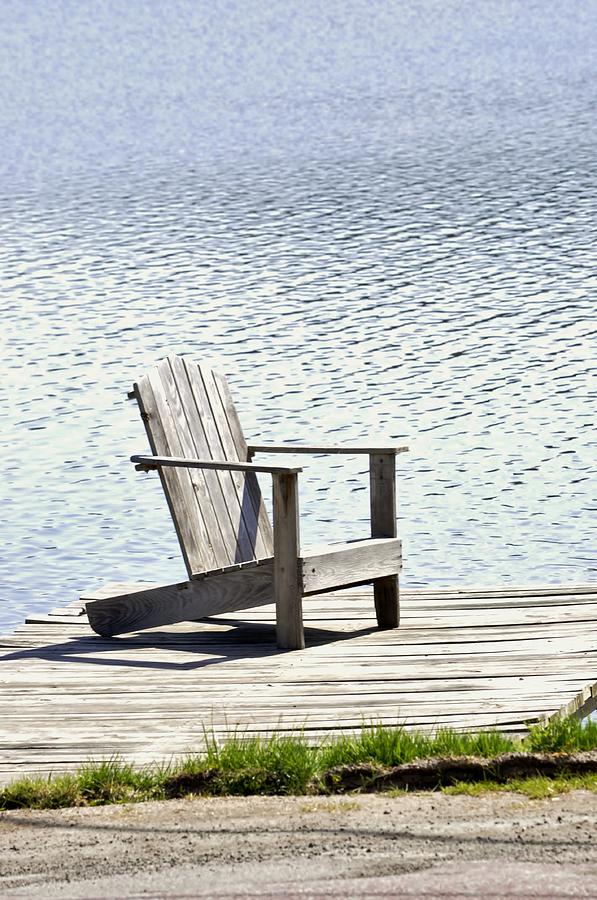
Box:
(1, 717, 596, 810)
(443, 773, 597, 799)
(317, 723, 515, 769)
(525, 715, 597, 752)
(0, 759, 168, 810)
(172, 732, 319, 796)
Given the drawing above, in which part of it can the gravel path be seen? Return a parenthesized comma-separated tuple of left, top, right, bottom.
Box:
(1, 790, 597, 897)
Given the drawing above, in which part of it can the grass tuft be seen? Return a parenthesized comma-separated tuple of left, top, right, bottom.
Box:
(0, 773, 81, 810)
(317, 724, 516, 770)
(75, 758, 167, 805)
(444, 773, 597, 799)
(168, 732, 318, 796)
(442, 779, 505, 797)
(525, 717, 597, 753)
(0, 758, 168, 810)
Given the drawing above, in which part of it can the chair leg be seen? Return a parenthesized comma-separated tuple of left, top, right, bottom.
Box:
(374, 574, 400, 629)
(272, 471, 305, 650)
(369, 451, 400, 630)
(275, 584, 305, 650)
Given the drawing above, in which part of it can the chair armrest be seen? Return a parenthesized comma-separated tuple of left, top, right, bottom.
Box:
(248, 444, 409, 456)
(131, 454, 303, 475)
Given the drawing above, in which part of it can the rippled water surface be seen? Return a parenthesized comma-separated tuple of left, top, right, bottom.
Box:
(1, 0, 595, 630)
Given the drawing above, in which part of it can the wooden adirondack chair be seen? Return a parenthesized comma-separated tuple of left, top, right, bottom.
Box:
(85, 355, 408, 649)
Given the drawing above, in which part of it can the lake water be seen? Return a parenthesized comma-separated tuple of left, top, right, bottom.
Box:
(1, 0, 595, 631)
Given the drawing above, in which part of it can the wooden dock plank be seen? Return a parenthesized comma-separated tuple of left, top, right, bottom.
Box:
(0, 584, 596, 784)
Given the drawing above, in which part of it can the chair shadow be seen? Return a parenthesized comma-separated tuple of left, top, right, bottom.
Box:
(0, 620, 378, 672)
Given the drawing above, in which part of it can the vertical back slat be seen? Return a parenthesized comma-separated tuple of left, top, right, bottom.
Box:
(134, 373, 217, 575)
(157, 359, 233, 568)
(209, 367, 274, 557)
(149, 366, 226, 568)
(181, 358, 257, 562)
(132, 355, 274, 576)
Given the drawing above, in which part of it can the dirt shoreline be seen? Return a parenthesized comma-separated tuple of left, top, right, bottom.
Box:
(2, 790, 597, 898)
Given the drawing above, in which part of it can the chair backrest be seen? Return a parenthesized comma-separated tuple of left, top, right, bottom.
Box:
(132, 355, 273, 576)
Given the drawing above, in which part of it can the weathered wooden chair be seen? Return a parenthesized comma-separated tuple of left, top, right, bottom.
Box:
(85, 355, 408, 649)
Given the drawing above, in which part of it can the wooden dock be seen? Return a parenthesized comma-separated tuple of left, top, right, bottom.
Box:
(0, 583, 596, 785)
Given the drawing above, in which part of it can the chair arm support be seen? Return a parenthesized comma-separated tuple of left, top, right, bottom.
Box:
(248, 444, 409, 456)
(131, 454, 303, 475)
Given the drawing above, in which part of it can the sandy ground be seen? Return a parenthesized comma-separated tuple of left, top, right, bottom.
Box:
(1, 790, 597, 898)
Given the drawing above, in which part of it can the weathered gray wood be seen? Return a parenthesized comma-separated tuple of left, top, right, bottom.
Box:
(80, 582, 164, 601)
(48, 605, 86, 617)
(301, 538, 401, 595)
(369, 452, 399, 629)
(272, 472, 304, 650)
(375, 577, 399, 627)
(249, 444, 409, 455)
(179, 357, 255, 563)
(211, 366, 274, 557)
(151, 362, 235, 566)
(2, 584, 597, 786)
(25, 613, 90, 625)
(401, 585, 597, 600)
(369, 453, 397, 542)
(132, 454, 302, 475)
(158, 358, 238, 567)
(133, 357, 278, 574)
(125, 356, 411, 641)
(161, 357, 241, 567)
(85, 564, 275, 637)
(134, 376, 213, 575)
